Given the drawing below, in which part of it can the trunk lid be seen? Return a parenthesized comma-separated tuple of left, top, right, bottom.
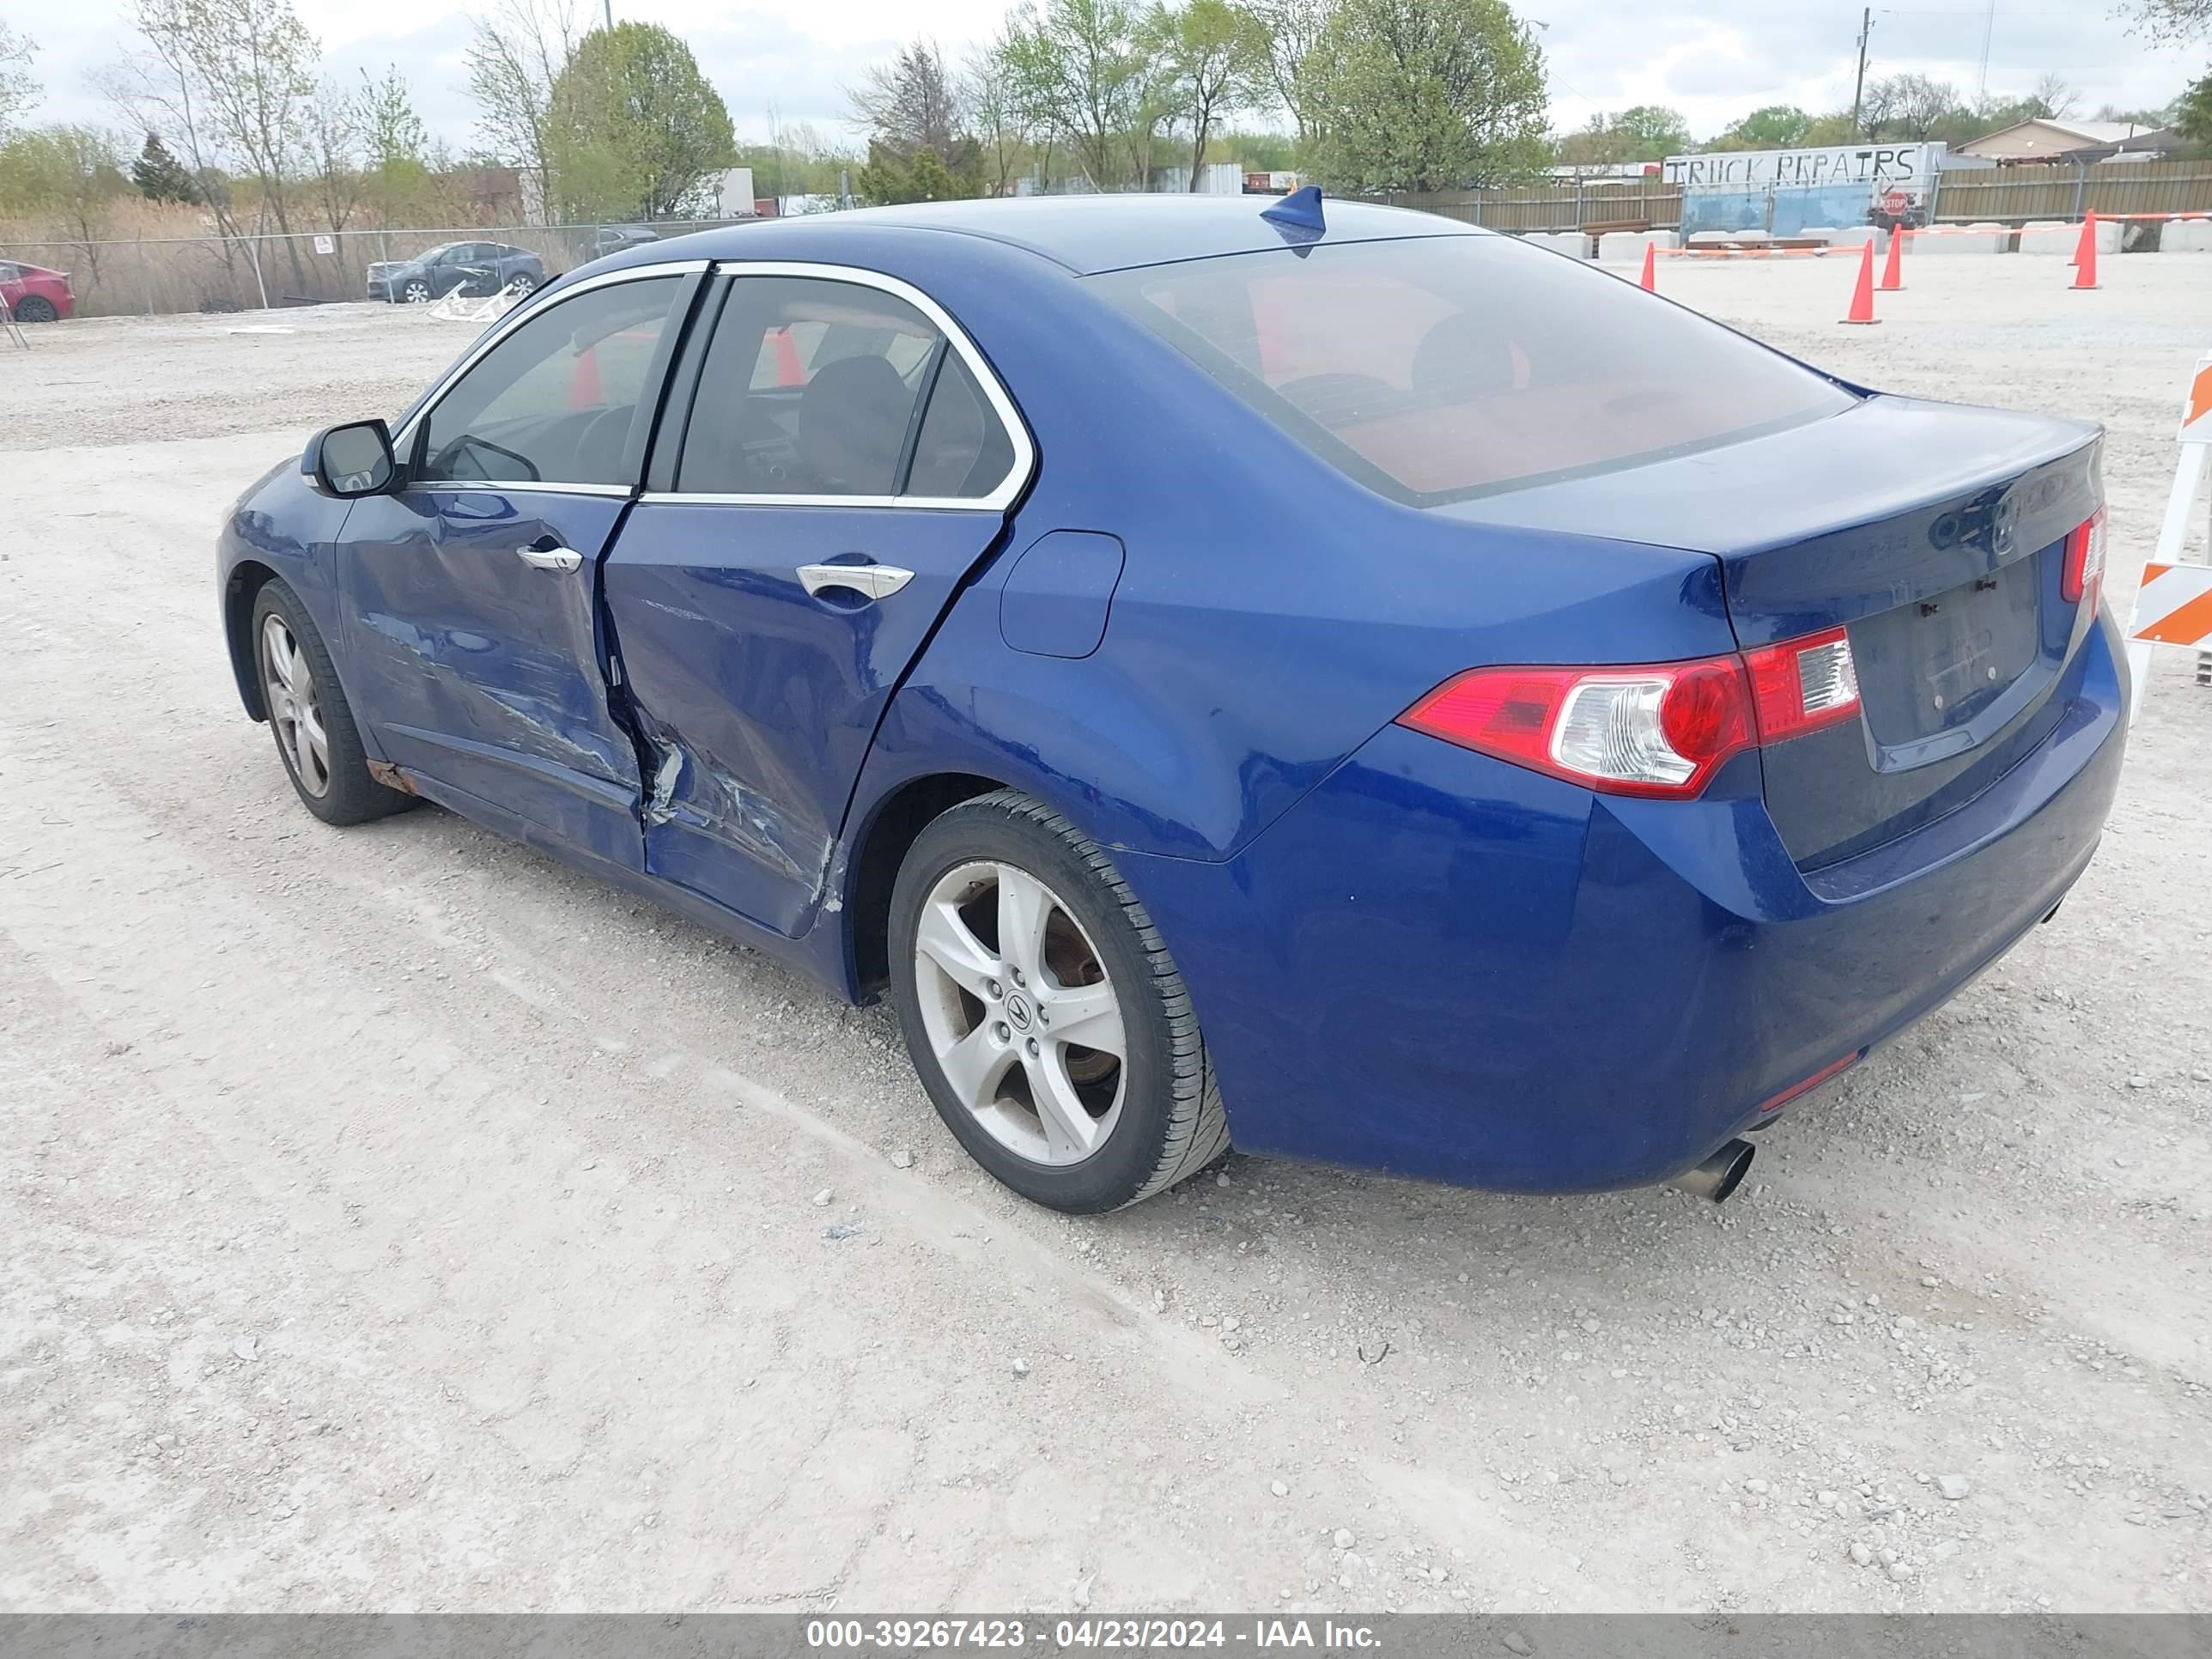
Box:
(1440, 395, 2105, 868)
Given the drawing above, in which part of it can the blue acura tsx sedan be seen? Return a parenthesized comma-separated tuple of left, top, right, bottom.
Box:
(216, 191, 2126, 1213)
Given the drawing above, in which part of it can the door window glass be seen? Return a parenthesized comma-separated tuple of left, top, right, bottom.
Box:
(416, 276, 680, 487)
(678, 276, 1014, 500)
(905, 353, 1016, 499)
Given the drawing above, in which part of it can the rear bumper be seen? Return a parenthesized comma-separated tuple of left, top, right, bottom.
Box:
(1121, 612, 2128, 1194)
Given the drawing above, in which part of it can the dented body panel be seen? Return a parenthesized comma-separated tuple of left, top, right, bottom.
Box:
(214, 197, 2128, 1199)
(603, 501, 1010, 937)
(337, 486, 644, 872)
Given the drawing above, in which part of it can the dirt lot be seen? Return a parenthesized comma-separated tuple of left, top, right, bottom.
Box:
(3, 255, 2210, 1615)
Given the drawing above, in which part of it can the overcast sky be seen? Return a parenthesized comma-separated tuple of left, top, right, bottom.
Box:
(12, 0, 2192, 155)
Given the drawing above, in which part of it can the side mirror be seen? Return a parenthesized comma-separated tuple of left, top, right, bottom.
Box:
(305, 419, 397, 498)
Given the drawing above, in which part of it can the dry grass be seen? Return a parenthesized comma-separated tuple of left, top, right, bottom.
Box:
(1, 198, 602, 317)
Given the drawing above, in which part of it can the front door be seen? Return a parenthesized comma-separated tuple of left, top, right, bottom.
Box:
(603, 269, 1030, 934)
(340, 270, 692, 866)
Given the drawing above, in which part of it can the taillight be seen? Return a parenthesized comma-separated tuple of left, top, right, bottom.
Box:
(1399, 627, 1863, 800)
(2062, 508, 2106, 612)
(1743, 626, 1860, 741)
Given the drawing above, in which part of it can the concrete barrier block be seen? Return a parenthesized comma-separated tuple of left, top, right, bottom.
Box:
(1521, 230, 1592, 258)
(1821, 226, 1878, 249)
(2150, 217, 2211, 252)
(2020, 219, 2122, 255)
(1914, 228, 2007, 255)
(1597, 230, 1679, 263)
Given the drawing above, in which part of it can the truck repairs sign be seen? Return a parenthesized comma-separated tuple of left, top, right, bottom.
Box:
(1664, 143, 1944, 235)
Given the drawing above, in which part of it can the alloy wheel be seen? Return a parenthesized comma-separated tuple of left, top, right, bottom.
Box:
(912, 860, 1127, 1166)
(402, 279, 432, 303)
(260, 612, 332, 798)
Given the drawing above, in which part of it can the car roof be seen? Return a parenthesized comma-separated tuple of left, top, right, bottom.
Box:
(653, 195, 1483, 277)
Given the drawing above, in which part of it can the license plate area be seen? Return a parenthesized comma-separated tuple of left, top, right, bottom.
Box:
(1850, 554, 2042, 750)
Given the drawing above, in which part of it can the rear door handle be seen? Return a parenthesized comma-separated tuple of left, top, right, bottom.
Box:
(517, 544, 583, 572)
(797, 562, 915, 601)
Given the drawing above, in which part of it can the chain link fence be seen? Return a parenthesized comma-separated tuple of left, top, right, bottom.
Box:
(0, 218, 781, 320)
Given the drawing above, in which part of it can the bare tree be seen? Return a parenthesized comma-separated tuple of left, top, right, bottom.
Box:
(0, 21, 36, 131)
(302, 76, 362, 258)
(1150, 0, 1270, 188)
(1875, 72, 1964, 141)
(963, 34, 1038, 196)
(1239, 0, 1326, 144)
(2028, 71, 2081, 119)
(96, 1, 245, 280)
(106, 0, 319, 289)
(849, 39, 963, 158)
(465, 0, 581, 224)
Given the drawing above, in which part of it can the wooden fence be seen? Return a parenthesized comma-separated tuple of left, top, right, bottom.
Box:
(1375, 157, 2212, 234)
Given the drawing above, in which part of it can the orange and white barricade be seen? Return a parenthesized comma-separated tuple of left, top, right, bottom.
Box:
(2127, 350, 2212, 719)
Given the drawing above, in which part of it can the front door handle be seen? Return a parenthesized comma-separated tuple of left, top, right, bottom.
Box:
(518, 544, 583, 572)
(797, 562, 916, 602)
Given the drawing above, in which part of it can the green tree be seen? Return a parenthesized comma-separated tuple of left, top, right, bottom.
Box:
(1213, 125, 1297, 168)
(1001, 0, 1148, 190)
(2124, 0, 2211, 40)
(1556, 103, 1688, 164)
(0, 21, 35, 132)
(1709, 103, 1810, 151)
(1151, 0, 1271, 187)
(858, 141, 972, 203)
(1305, 0, 1548, 192)
(131, 130, 199, 200)
(2179, 70, 2212, 142)
(548, 21, 736, 220)
(358, 66, 434, 222)
(0, 125, 128, 283)
(963, 33, 1042, 196)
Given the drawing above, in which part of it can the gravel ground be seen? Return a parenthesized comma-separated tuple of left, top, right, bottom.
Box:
(3, 258, 2210, 1615)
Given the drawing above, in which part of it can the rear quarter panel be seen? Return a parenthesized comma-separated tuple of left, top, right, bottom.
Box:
(843, 231, 1741, 866)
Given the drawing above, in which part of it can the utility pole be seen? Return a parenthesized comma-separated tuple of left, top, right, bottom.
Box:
(1851, 7, 1874, 141)
(603, 0, 612, 28)
(1975, 0, 1996, 103)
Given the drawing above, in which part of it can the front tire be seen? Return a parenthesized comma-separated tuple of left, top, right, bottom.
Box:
(401, 278, 432, 304)
(250, 580, 414, 826)
(889, 790, 1229, 1213)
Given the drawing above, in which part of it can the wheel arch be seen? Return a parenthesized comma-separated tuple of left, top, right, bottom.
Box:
(843, 770, 1012, 995)
(223, 559, 283, 720)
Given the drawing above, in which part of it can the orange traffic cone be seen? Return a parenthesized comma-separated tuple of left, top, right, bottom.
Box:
(1878, 228, 1905, 291)
(1841, 238, 1879, 324)
(568, 343, 604, 408)
(1638, 241, 1656, 292)
(2070, 213, 2100, 291)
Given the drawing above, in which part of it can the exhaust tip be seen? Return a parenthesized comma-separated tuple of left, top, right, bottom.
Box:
(1667, 1137, 1756, 1204)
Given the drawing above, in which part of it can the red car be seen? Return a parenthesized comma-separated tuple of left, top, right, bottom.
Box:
(0, 261, 76, 323)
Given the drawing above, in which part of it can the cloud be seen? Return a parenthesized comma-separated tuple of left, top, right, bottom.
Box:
(21, 0, 2185, 159)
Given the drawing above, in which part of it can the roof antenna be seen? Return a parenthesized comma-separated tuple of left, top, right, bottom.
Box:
(1260, 185, 1326, 240)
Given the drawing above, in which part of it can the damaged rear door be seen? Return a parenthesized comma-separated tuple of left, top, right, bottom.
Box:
(602, 266, 1032, 937)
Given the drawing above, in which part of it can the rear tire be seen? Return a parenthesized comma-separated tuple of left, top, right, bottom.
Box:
(889, 790, 1229, 1213)
(250, 580, 415, 827)
(11, 295, 58, 323)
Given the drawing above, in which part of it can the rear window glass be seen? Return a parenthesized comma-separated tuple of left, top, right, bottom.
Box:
(1091, 235, 1855, 505)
